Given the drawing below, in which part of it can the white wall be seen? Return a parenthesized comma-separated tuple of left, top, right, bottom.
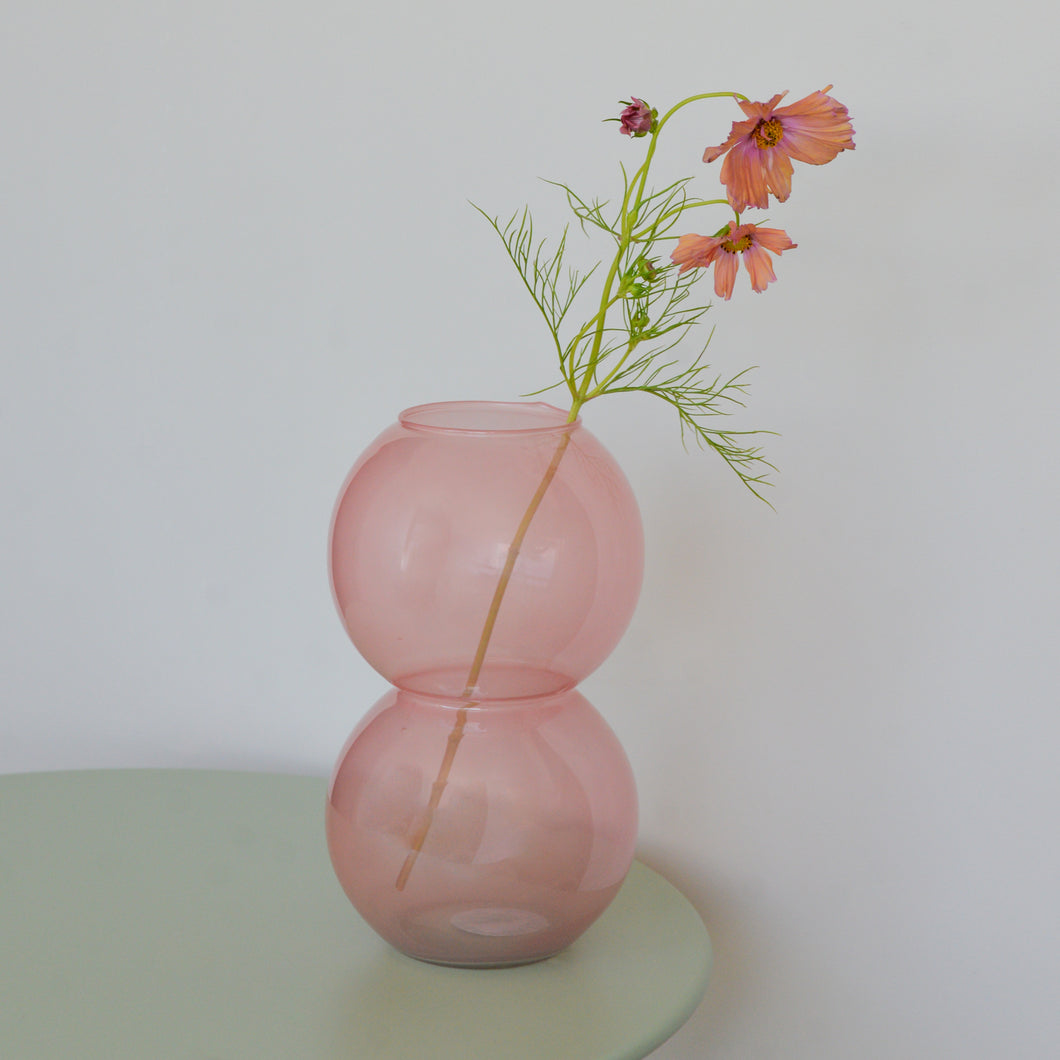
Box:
(3, 2, 1059, 1056)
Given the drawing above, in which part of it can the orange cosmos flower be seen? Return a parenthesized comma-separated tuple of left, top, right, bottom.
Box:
(703, 87, 854, 211)
(671, 223, 796, 300)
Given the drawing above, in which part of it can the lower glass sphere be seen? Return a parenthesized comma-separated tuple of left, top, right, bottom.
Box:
(326, 680, 638, 967)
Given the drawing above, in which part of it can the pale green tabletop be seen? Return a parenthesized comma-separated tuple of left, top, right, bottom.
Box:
(0, 769, 711, 1059)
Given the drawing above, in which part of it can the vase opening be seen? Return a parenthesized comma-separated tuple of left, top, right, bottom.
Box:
(399, 400, 579, 435)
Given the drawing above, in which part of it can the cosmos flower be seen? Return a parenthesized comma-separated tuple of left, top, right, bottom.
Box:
(703, 87, 854, 210)
(671, 222, 796, 300)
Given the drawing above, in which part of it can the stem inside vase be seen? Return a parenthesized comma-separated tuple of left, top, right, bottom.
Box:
(394, 430, 573, 891)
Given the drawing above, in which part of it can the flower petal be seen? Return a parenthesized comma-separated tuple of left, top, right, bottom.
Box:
(720, 140, 774, 210)
(760, 148, 795, 204)
(749, 225, 796, 253)
(671, 233, 718, 273)
(737, 92, 787, 121)
(713, 251, 739, 300)
(741, 244, 779, 293)
(775, 88, 855, 164)
(702, 116, 757, 163)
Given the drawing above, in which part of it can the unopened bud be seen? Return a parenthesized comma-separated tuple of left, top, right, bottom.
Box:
(618, 98, 656, 138)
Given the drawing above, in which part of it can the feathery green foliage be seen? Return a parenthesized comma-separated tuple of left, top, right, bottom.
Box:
(477, 92, 778, 501)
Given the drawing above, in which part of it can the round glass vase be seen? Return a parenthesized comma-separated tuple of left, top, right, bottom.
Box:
(326, 401, 644, 967)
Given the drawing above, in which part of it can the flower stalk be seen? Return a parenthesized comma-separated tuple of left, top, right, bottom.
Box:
(396, 86, 854, 890)
(473, 87, 850, 494)
(394, 431, 573, 891)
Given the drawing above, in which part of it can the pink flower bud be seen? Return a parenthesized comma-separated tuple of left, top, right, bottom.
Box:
(618, 98, 655, 137)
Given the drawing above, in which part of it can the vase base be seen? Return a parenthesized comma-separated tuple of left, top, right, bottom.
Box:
(412, 951, 558, 970)
(392, 901, 569, 968)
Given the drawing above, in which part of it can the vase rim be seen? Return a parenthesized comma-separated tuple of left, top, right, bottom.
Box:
(399, 401, 580, 436)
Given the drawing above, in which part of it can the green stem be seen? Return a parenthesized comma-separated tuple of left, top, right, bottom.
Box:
(631, 198, 735, 242)
(397, 89, 754, 891)
(627, 93, 746, 229)
(563, 289, 628, 375)
(584, 338, 643, 400)
(575, 92, 746, 408)
(654, 91, 749, 137)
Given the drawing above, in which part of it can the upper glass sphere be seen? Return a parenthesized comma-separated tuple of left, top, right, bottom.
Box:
(329, 402, 644, 699)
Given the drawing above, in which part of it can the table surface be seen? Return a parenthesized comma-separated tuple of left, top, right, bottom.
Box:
(0, 769, 711, 1060)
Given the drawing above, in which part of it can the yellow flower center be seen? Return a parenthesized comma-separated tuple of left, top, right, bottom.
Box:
(753, 117, 783, 149)
(721, 234, 752, 254)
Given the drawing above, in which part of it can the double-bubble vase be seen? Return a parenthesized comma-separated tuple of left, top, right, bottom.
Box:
(326, 401, 643, 967)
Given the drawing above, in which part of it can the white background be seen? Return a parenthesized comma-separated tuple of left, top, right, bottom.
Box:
(3, 1, 1059, 1056)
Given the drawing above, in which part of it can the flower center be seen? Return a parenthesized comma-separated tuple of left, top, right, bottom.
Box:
(753, 117, 783, 149)
(721, 234, 753, 254)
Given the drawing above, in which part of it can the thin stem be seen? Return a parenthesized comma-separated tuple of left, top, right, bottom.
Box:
(394, 429, 574, 891)
(574, 258, 626, 404)
(627, 93, 745, 229)
(631, 198, 735, 241)
(396, 88, 758, 891)
(654, 91, 748, 133)
(459, 431, 573, 694)
(562, 290, 628, 384)
(585, 339, 641, 399)
(575, 92, 745, 407)
(393, 705, 469, 892)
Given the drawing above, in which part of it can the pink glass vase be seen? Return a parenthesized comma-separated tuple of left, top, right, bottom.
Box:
(326, 401, 643, 966)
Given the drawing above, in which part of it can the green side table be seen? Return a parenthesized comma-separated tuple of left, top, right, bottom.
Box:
(0, 770, 711, 1059)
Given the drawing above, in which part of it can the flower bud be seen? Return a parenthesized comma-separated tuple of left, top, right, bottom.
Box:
(636, 257, 659, 282)
(618, 98, 656, 137)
